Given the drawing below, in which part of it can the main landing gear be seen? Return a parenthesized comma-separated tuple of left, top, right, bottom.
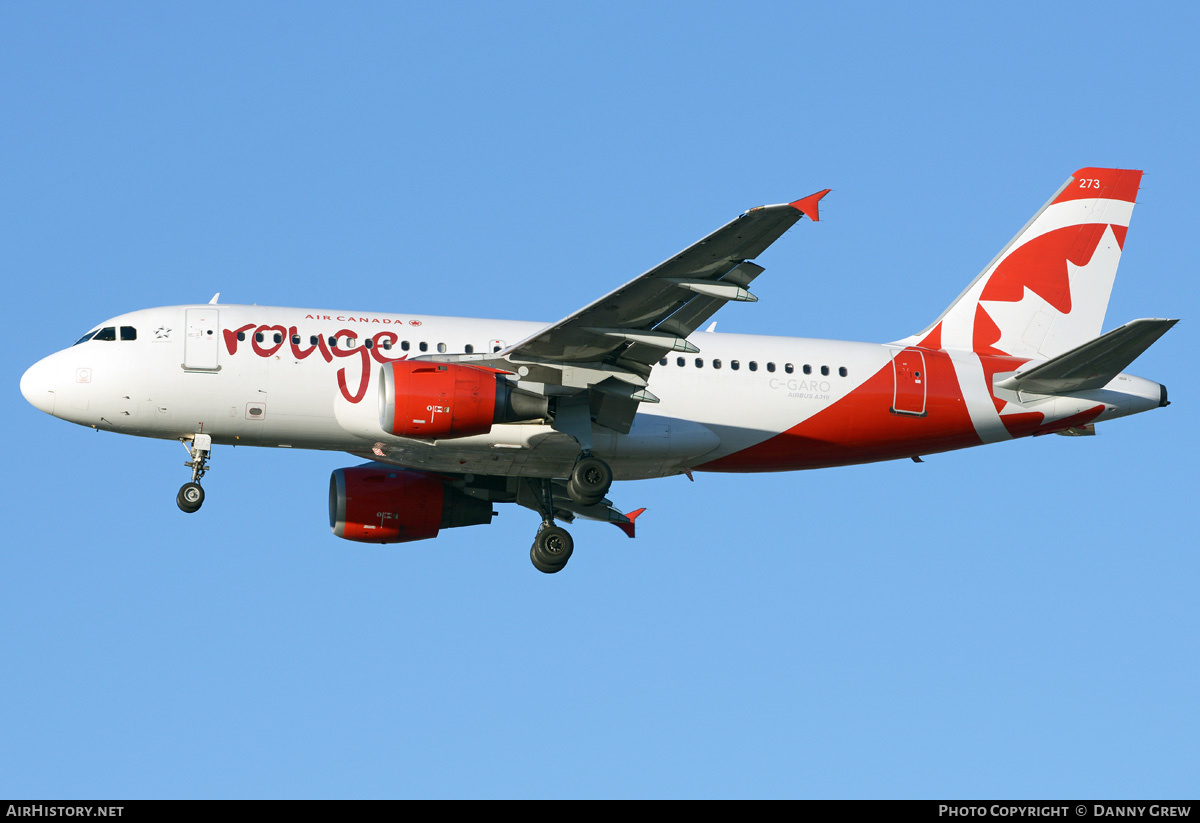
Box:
(177, 433, 212, 514)
(530, 522, 574, 574)
(529, 476, 575, 574)
(567, 452, 612, 507)
(528, 453, 613, 573)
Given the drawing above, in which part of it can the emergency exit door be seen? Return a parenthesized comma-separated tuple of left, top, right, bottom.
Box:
(890, 347, 927, 416)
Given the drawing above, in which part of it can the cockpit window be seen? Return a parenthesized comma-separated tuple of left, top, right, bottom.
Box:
(72, 325, 131, 345)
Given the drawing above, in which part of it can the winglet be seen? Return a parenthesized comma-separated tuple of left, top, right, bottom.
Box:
(613, 507, 647, 539)
(790, 189, 831, 222)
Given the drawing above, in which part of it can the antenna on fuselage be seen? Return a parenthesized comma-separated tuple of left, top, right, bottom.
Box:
(208, 293, 220, 304)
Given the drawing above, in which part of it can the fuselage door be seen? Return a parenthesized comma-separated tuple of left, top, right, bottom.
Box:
(889, 347, 927, 416)
(184, 308, 221, 372)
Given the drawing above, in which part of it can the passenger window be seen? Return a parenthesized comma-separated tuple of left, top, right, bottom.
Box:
(120, 326, 136, 341)
(310, 335, 319, 346)
(437, 342, 447, 353)
(401, 341, 411, 351)
(785, 363, 794, 374)
(766, 362, 775, 373)
(713, 359, 722, 369)
(292, 335, 301, 345)
(237, 331, 247, 342)
(381, 339, 392, 350)
(731, 360, 740, 370)
(419, 342, 429, 352)
(659, 358, 668, 366)
(255, 332, 264, 343)
(839, 367, 848, 377)
(274, 332, 283, 345)
(364, 338, 373, 349)
(465, 344, 474, 354)
(694, 358, 704, 368)
(328, 336, 338, 348)
(803, 364, 812, 375)
(94, 327, 116, 342)
(821, 365, 829, 376)
(676, 357, 685, 367)
(749, 361, 758, 372)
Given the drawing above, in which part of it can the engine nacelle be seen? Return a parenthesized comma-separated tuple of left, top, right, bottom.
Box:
(329, 466, 493, 544)
(378, 360, 547, 440)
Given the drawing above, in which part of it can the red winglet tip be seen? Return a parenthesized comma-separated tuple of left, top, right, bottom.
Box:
(790, 188, 831, 222)
(615, 507, 647, 539)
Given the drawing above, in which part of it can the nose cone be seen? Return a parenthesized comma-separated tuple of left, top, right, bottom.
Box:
(20, 357, 57, 416)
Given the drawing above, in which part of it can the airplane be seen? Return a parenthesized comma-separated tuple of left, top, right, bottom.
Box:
(19, 167, 1175, 573)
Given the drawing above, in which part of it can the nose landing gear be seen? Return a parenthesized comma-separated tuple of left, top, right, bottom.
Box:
(177, 433, 212, 513)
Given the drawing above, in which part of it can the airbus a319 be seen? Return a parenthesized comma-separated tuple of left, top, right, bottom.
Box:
(20, 168, 1174, 572)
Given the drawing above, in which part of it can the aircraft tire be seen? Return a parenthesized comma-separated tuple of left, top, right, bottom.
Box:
(530, 546, 566, 574)
(567, 457, 612, 506)
(530, 526, 573, 573)
(177, 482, 204, 513)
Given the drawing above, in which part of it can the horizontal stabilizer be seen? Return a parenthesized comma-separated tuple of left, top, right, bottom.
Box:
(995, 318, 1178, 394)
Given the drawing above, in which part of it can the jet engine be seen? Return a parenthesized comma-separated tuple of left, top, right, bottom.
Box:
(329, 466, 494, 543)
(378, 361, 547, 440)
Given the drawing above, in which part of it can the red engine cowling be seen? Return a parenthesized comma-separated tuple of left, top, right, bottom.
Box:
(378, 361, 498, 440)
(329, 466, 493, 544)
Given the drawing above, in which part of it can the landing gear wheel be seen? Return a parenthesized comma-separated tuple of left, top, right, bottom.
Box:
(177, 482, 205, 513)
(567, 456, 612, 507)
(530, 525, 574, 573)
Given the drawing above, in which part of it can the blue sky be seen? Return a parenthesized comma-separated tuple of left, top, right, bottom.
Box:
(2, 2, 1196, 798)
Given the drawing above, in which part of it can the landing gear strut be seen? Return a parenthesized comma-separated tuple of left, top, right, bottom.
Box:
(177, 433, 212, 513)
(567, 452, 612, 507)
(529, 477, 574, 574)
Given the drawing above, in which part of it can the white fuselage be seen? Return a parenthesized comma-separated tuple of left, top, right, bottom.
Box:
(21, 303, 1166, 482)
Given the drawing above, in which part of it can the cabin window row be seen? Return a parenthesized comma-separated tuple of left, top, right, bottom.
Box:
(237, 331, 501, 354)
(659, 357, 848, 377)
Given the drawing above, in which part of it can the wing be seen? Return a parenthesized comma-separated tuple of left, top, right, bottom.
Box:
(427, 189, 830, 436)
(501, 189, 831, 378)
